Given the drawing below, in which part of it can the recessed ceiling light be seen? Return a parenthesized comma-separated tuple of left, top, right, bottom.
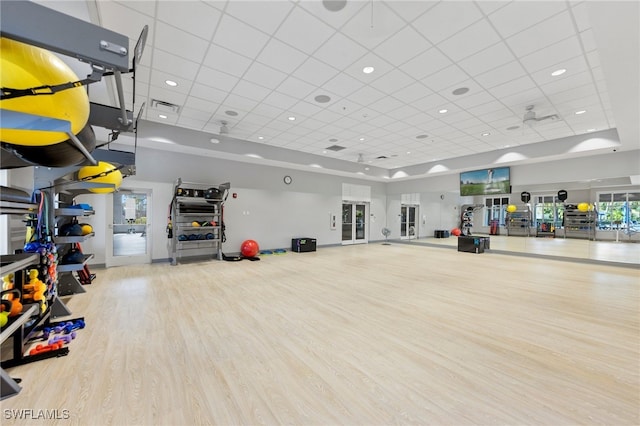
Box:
(323, 150, 328, 154)
(587, 128, 596, 132)
(438, 109, 448, 114)
(452, 87, 469, 96)
(158, 114, 168, 119)
(288, 116, 296, 121)
(416, 134, 428, 139)
(482, 132, 491, 136)
(258, 136, 264, 140)
(359, 137, 365, 141)
(210, 138, 220, 144)
(314, 94, 331, 103)
(165, 80, 178, 87)
(551, 68, 566, 76)
(365, 167, 370, 171)
(575, 110, 586, 115)
(225, 110, 238, 116)
(329, 138, 338, 142)
(323, 0, 347, 12)
(504, 145, 511, 148)
(406, 151, 411, 154)
(362, 66, 375, 74)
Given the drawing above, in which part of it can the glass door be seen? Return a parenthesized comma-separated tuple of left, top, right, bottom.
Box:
(400, 205, 417, 240)
(106, 190, 152, 267)
(342, 202, 368, 245)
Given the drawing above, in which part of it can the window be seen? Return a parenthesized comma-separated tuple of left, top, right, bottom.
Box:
(534, 195, 564, 232)
(484, 197, 510, 226)
(598, 192, 640, 233)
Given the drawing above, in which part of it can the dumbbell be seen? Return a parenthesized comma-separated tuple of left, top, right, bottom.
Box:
(1, 289, 23, 316)
(0, 300, 11, 327)
(49, 332, 76, 345)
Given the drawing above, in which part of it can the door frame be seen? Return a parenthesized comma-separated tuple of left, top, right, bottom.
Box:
(342, 202, 369, 245)
(400, 204, 419, 240)
(105, 188, 152, 267)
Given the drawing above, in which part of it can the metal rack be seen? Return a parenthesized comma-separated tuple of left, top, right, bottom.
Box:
(506, 206, 533, 236)
(170, 179, 230, 265)
(564, 207, 597, 240)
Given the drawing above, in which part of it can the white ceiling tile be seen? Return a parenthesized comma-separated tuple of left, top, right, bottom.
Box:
(369, 96, 405, 114)
(314, 32, 369, 70)
(257, 38, 309, 74)
(250, 102, 285, 119)
(488, 1, 567, 39)
(240, 113, 273, 127)
(298, 0, 364, 29)
(469, 100, 505, 116)
(579, 29, 598, 53)
(154, 21, 209, 63)
(112, 0, 155, 17)
(98, 2, 155, 47)
(289, 101, 325, 118)
(232, 80, 272, 102)
(276, 77, 317, 100)
(452, 90, 497, 109)
(570, 2, 591, 32)
(506, 11, 576, 58)
(221, 94, 260, 114)
(157, 1, 221, 41)
(314, 109, 346, 124)
(181, 107, 214, 121)
(457, 41, 515, 77)
(148, 85, 187, 106)
(401, 47, 453, 80)
(393, 82, 433, 104)
(475, 1, 508, 15)
(422, 64, 468, 92)
(243, 62, 288, 89)
(519, 36, 582, 73)
(344, 52, 395, 82)
(183, 96, 220, 113)
(151, 49, 200, 82)
(275, 7, 336, 54)
(411, 93, 450, 112)
(375, 26, 431, 65)
(203, 44, 253, 77)
(225, 1, 294, 34)
(403, 112, 432, 127)
(340, 2, 407, 49)
(586, 51, 602, 69)
(213, 14, 270, 59)
(387, 105, 422, 121)
(412, 1, 483, 45)
(530, 56, 589, 87)
(177, 116, 207, 130)
(385, 1, 439, 22)
(540, 71, 593, 98)
(346, 86, 387, 107)
(262, 91, 299, 111)
(369, 69, 415, 95)
(474, 61, 527, 89)
(326, 98, 362, 116)
(548, 84, 599, 105)
(500, 87, 547, 110)
(437, 20, 501, 62)
(293, 57, 339, 86)
(196, 66, 239, 92)
(323, 73, 365, 97)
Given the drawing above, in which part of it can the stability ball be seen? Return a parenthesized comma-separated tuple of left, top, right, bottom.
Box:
(577, 202, 589, 212)
(0, 37, 90, 146)
(451, 228, 462, 237)
(240, 240, 259, 257)
(506, 204, 517, 213)
(77, 161, 122, 193)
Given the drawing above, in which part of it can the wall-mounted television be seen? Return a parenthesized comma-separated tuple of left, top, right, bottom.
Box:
(460, 167, 511, 196)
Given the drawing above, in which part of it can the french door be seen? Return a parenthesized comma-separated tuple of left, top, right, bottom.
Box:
(400, 205, 418, 240)
(342, 203, 368, 245)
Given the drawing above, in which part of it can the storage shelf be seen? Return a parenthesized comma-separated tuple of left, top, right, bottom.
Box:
(0, 253, 40, 277)
(55, 233, 94, 243)
(0, 200, 38, 216)
(57, 254, 94, 272)
(55, 208, 95, 216)
(176, 226, 220, 231)
(0, 305, 39, 343)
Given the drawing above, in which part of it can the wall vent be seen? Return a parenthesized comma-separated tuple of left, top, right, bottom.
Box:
(150, 99, 180, 114)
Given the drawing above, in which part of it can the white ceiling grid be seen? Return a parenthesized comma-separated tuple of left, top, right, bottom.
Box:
(92, 0, 621, 169)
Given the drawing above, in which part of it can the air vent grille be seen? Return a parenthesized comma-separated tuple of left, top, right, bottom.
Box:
(150, 99, 180, 114)
(326, 145, 346, 151)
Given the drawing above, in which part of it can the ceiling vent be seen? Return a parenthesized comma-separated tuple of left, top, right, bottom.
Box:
(326, 144, 346, 151)
(150, 99, 180, 114)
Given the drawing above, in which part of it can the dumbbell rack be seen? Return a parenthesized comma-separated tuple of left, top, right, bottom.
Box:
(170, 179, 229, 265)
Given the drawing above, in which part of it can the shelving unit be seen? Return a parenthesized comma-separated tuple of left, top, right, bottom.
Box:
(170, 179, 230, 265)
(564, 207, 597, 240)
(506, 206, 533, 237)
(54, 204, 93, 298)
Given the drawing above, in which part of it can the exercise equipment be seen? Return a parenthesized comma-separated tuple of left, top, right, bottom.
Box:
(29, 342, 64, 356)
(80, 223, 93, 236)
(451, 228, 462, 236)
(0, 300, 11, 327)
(507, 204, 517, 213)
(240, 240, 259, 258)
(0, 37, 89, 146)
(3, 123, 96, 167)
(577, 202, 589, 212)
(77, 161, 123, 193)
(59, 222, 83, 236)
(1, 289, 22, 317)
(557, 190, 568, 202)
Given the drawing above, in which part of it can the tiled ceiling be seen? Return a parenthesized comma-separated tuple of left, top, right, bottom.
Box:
(75, 1, 634, 170)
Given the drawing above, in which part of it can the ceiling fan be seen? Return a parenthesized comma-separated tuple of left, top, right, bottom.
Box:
(523, 105, 560, 127)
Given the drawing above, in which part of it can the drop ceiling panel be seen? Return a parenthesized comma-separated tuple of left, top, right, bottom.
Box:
(393, 82, 433, 104)
(369, 69, 415, 95)
(340, 2, 406, 49)
(243, 62, 288, 89)
(474, 61, 528, 89)
(519, 36, 583, 73)
(293, 57, 340, 86)
(232, 80, 272, 102)
(401, 47, 453, 80)
(275, 7, 336, 54)
(314, 32, 369, 70)
(437, 20, 501, 62)
(257, 38, 309, 74)
(323, 73, 365, 97)
(347, 86, 387, 107)
(151, 49, 201, 82)
(225, 0, 293, 34)
(154, 21, 209, 63)
(422, 64, 468, 92)
(412, 1, 483, 45)
(203, 44, 254, 77)
(506, 12, 576, 58)
(488, 1, 567, 39)
(457, 42, 516, 77)
(214, 14, 270, 58)
(156, 1, 220, 40)
(375, 26, 431, 65)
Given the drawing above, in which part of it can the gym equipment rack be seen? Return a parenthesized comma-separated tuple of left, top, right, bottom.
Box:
(506, 205, 533, 236)
(170, 179, 230, 265)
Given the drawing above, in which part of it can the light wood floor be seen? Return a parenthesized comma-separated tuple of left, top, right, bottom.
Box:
(1, 244, 638, 425)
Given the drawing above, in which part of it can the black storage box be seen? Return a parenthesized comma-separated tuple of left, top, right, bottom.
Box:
(292, 237, 316, 253)
(457, 236, 490, 253)
(434, 230, 450, 238)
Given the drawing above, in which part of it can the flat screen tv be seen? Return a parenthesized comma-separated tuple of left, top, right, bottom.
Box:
(460, 167, 511, 196)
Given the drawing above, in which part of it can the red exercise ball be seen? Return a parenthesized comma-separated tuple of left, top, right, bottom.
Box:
(240, 240, 259, 257)
(451, 228, 462, 236)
